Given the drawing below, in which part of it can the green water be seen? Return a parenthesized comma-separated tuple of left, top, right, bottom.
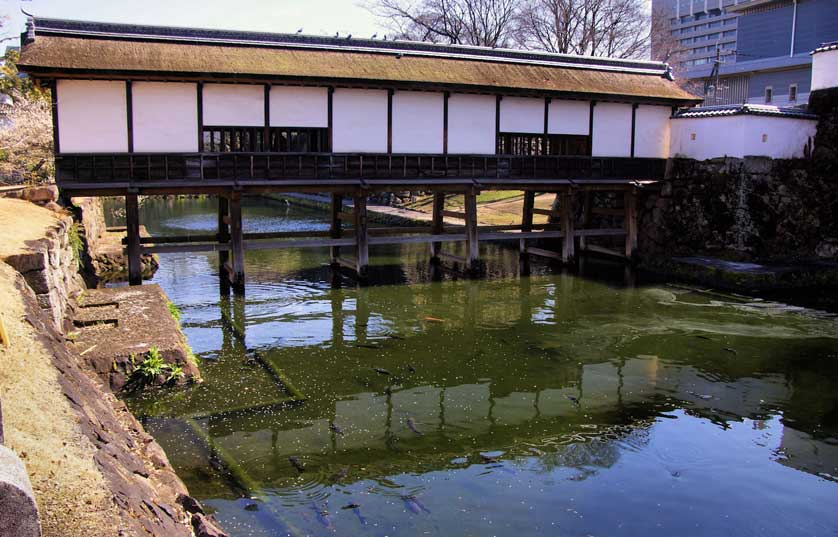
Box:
(121, 196, 838, 537)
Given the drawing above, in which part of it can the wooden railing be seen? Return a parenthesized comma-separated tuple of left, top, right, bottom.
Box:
(55, 152, 666, 186)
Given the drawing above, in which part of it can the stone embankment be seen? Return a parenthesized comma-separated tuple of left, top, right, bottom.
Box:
(0, 195, 225, 537)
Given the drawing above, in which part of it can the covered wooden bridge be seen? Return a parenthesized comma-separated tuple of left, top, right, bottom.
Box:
(18, 17, 698, 288)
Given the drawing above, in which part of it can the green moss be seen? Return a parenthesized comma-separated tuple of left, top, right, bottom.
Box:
(68, 222, 83, 269)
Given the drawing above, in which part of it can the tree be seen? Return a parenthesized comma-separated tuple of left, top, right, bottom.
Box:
(514, 0, 651, 59)
(1, 49, 45, 102)
(366, 0, 519, 47)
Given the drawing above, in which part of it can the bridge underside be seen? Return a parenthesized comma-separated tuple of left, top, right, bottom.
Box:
(58, 152, 657, 290)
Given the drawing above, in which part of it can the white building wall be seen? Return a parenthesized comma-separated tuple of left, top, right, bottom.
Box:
(132, 82, 198, 152)
(332, 89, 388, 152)
(633, 105, 672, 158)
(499, 96, 543, 133)
(547, 99, 590, 135)
(811, 48, 838, 91)
(392, 91, 444, 153)
(669, 115, 817, 159)
(591, 102, 633, 157)
(448, 93, 496, 154)
(269, 86, 328, 127)
(57, 80, 128, 153)
(203, 83, 264, 126)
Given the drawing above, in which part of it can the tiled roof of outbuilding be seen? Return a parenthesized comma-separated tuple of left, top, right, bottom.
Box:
(672, 103, 818, 120)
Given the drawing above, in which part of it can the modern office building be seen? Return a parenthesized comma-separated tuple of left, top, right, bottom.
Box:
(653, 0, 838, 106)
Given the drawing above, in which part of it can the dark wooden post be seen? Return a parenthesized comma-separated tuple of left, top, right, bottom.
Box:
(561, 189, 575, 263)
(520, 190, 535, 255)
(353, 193, 369, 280)
(218, 195, 230, 267)
(624, 187, 638, 260)
(229, 191, 245, 291)
(330, 193, 342, 265)
(579, 191, 591, 251)
(430, 191, 445, 261)
(464, 188, 480, 273)
(125, 194, 142, 286)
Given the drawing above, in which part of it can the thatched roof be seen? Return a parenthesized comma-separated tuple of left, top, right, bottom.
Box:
(19, 18, 699, 104)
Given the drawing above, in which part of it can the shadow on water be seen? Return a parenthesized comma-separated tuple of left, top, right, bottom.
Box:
(116, 196, 838, 537)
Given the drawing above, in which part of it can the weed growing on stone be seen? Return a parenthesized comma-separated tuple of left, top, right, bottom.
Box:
(127, 346, 183, 388)
(68, 222, 83, 269)
(166, 301, 182, 322)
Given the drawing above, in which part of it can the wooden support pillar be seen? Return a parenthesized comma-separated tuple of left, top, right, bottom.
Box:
(125, 194, 142, 286)
(353, 193, 369, 280)
(229, 192, 245, 291)
(464, 188, 481, 274)
(218, 195, 230, 267)
(520, 190, 535, 255)
(624, 188, 638, 260)
(579, 191, 591, 251)
(330, 193, 342, 265)
(430, 191, 445, 261)
(561, 189, 575, 264)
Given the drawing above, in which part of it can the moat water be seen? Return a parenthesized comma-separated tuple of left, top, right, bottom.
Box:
(118, 196, 838, 537)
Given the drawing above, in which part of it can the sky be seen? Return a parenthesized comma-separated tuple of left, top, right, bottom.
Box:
(0, 0, 387, 52)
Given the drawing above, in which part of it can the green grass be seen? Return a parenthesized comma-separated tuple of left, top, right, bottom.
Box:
(166, 301, 182, 322)
(68, 222, 83, 269)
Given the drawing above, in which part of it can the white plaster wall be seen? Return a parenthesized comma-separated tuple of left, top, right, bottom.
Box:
(499, 96, 543, 133)
(448, 93, 496, 154)
(633, 105, 671, 158)
(392, 91, 444, 153)
(332, 89, 388, 153)
(741, 115, 817, 158)
(203, 83, 264, 126)
(132, 82, 198, 152)
(670, 116, 744, 160)
(270, 86, 328, 127)
(57, 80, 128, 153)
(812, 49, 838, 91)
(547, 99, 590, 135)
(591, 102, 633, 157)
(669, 115, 816, 159)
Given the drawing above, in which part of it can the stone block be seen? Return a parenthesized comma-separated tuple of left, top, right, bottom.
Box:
(0, 445, 41, 537)
(21, 185, 58, 203)
(3, 251, 47, 273)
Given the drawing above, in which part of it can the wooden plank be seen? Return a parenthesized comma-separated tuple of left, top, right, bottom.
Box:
(584, 244, 628, 260)
(354, 193, 369, 279)
(437, 251, 468, 264)
(575, 228, 627, 237)
(218, 195, 230, 266)
(125, 194, 141, 285)
(531, 207, 561, 218)
(245, 237, 356, 250)
(143, 243, 232, 254)
(229, 192, 245, 289)
(369, 233, 467, 245)
(480, 230, 564, 241)
(336, 210, 355, 221)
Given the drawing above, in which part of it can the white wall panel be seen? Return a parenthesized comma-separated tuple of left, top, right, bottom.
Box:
(332, 89, 388, 153)
(448, 93, 496, 154)
(57, 80, 128, 153)
(547, 100, 590, 135)
(392, 91, 444, 153)
(812, 49, 838, 91)
(592, 102, 633, 157)
(269, 86, 328, 127)
(203, 83, 264, 126)
(500, 96, 543, 133)
(132, 82, 198, 152)
(633, 105, 671, 158)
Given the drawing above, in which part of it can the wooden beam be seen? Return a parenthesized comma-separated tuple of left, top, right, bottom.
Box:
(336, 210, 356, 221)
(431, 191, 445, 260)
(354, 193, 369, 280)
(441, 210, 467, 220)
(495, 95, 502, 153)
(327, 87, 334, 151)
(584, 244, 628, 260)
(591, 207, 625, 216)
(630, 103, 638, 158)
(543, 98, 550, 137)
(125, 194, 141, 285)
(437, 251, 468, 264)
(532, 207, 561, 218)
(464, 188, 480, 273)
(330, 193, 341, 264)
(246, 238, 356, 250)
(196, 82, 204, 151)
(561, 189, 575, 263)
(370, 233, 466, 246)
(125, 81, 133, 153)
(525, 246, 562, 260)
(624, 188, 638, 260)
(218, 195, 230, 267)
(229, 192, 245, 290)
(50, 80, 60, 154)
(521, 190, 535, 254)
(579, 191, 591, 251)
(443, 92, 449, 155)
(263, 84, 271, 151)
(387, 89, 394, 154)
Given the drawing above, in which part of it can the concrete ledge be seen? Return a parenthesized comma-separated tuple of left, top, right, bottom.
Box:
(0, 444, 41, 537)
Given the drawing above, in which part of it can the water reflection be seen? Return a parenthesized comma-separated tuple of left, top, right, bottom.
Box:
(120, 197, 838, 537)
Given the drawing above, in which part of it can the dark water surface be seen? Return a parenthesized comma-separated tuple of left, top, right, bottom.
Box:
(121, 197, 838, 537)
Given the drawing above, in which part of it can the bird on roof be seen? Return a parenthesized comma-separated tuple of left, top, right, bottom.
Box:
(334, 31, 339, 38)
(371, 33, 377, 39)
(297, 28, 303, 33)
(346, 34, 352, 39)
